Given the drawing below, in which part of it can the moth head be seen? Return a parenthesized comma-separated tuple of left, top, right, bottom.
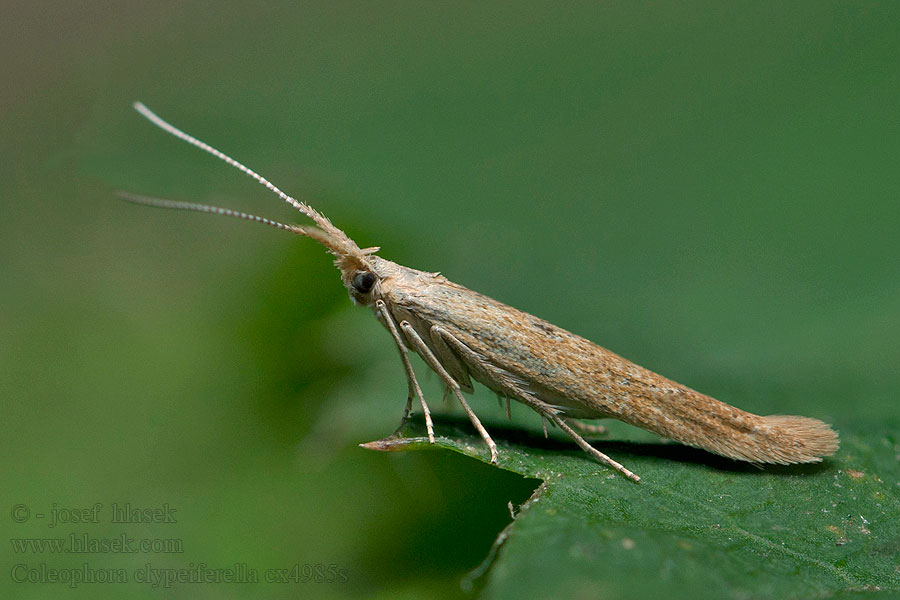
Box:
(338, 247, 383, 306)
(121, 102, 386, 307)
(290, 217, 382, 305)
(346, 267, 378, 305)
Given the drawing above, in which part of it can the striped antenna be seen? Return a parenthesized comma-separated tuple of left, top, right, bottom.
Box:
(131, 102, 317, 217)
(118, 191, 299, 234)
(124, 102, 371, 271)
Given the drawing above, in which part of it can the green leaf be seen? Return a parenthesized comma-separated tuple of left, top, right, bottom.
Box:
(365, 416, 900, 599)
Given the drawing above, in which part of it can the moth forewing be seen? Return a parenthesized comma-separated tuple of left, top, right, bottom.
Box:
(374, 255, 837, 474)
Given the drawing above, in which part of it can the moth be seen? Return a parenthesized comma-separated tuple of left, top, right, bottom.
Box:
(123, 102, 839, 482)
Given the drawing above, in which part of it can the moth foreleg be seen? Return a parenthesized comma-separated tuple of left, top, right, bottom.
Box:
(399, 321, 499, 464)
(375, 300, 434, 443)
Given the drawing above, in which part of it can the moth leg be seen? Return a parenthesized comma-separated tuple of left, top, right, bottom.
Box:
(565, 419, 608, 436)
(549, 414, 640, 483)
(391, 394, 414, 439)
(431, 326, 638, 482)
(431, 326, 558, 417)
(375, 300, 434, 443)
(399, 321, 499, 464)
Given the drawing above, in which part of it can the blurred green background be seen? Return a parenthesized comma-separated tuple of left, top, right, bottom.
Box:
(2, 2, 898, 598)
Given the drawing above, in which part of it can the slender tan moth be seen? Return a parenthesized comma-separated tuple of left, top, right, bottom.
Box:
(123, 102, 839, 482)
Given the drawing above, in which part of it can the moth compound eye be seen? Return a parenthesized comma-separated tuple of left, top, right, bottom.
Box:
(352, 271, 376, 294)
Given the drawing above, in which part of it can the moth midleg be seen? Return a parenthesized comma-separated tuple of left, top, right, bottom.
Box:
(375, 300, 434, 443)
(430, 326, 557, 418)
(432, 326, 638, 482)
(428, 323, 473, 392)
(398, 321, 500, 464)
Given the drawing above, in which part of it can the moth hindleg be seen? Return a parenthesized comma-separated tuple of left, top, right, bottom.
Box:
(399, 321, 499, 464)
(550, 415, 640, 482)
(375, 300, 434, 443)
(432, 326, 638, 482)
(565, 419, 608, 436)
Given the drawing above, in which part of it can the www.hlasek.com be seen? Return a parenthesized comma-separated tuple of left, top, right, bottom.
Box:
(11, 533, 183, 554)
(11, 562, 350, 588)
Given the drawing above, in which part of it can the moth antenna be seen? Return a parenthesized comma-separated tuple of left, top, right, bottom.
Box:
(119, 191, 298, 233)
(132, 102, 318, 219)
(129, 102, 370, 270)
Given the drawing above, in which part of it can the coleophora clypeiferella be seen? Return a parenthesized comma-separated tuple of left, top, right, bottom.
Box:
(123, 103, 839, 482)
